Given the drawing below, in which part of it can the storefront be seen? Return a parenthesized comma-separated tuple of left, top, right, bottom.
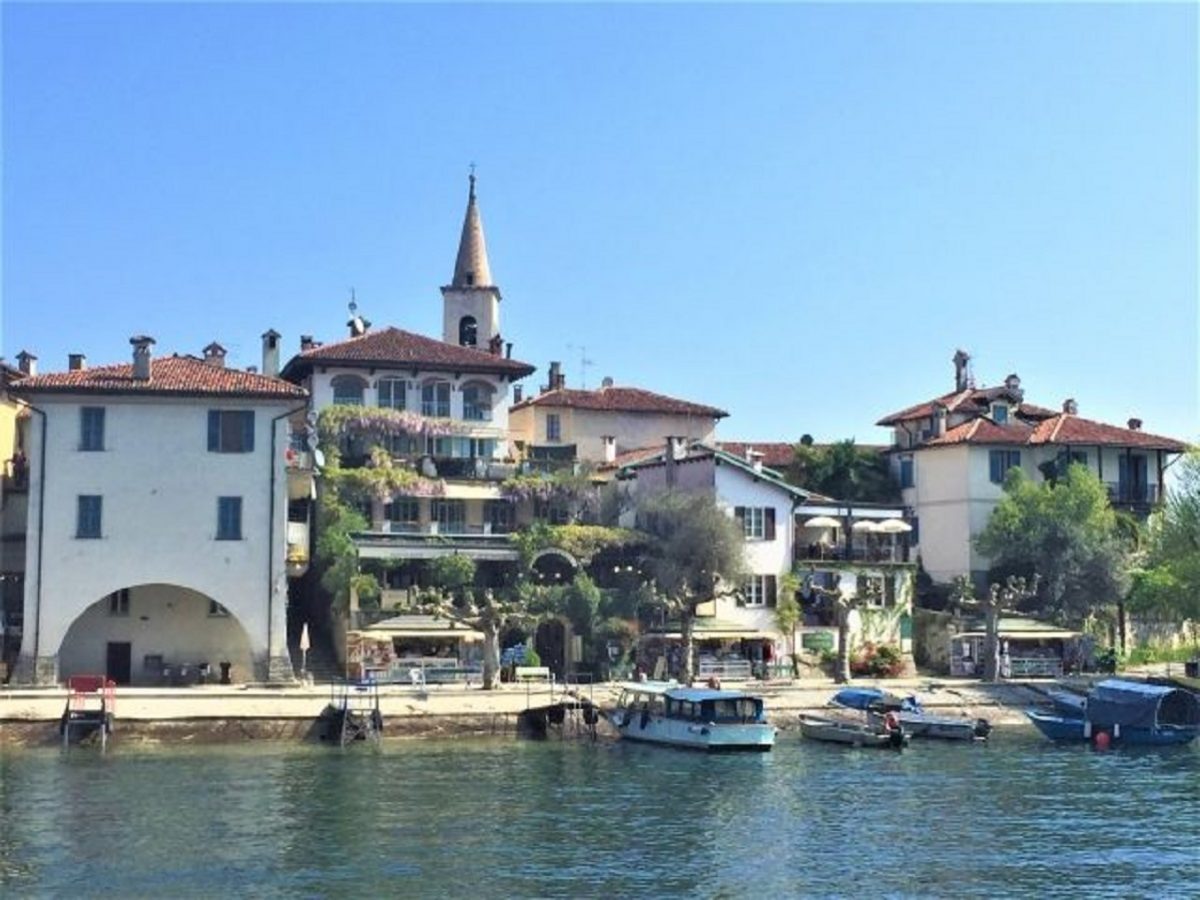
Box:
(347, 614, 484, 684)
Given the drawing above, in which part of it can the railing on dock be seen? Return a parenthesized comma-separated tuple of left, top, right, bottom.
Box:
(327, 679, 383, 748)
(61, 675, 116, 751)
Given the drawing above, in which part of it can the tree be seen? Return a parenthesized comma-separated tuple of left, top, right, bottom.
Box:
(805, 572, 879, 683)
(773, 571, 802, 677)
(975, 465, 1131, 625)
(418, 556, 530, 691)
(1127, 451, 1200, 648)
(787, 439, 899, 503)
(635, 491, 747, 681)
(954, 575, 1038, 681)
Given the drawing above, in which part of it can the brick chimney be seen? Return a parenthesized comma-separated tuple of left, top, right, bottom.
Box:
(953, 349, 972, 391)
(300, 335, 316, 352)
(16, 351, 36, 377)
(1127, 418, 1142, 432)
(513, 385, 523, 404)
(545, 361, 563, 394)
(68, 354, 86, 372)
(932, 401, 948, 437)
(130, 335, 155, 381)
(1062, 398, 1078, 415)
(261, 329, 281, 378)
(202, 342, 227, 368)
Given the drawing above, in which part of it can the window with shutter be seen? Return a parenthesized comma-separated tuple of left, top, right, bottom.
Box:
(208, 410, 255, 453)
(766, 575, 778, 607)
(765, 508, 776, 541)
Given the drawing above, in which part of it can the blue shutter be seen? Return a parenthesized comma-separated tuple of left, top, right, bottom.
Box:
(208, 411, 220, 451)
(989, 451, 1002, 483)
(242, 412, 255, 453)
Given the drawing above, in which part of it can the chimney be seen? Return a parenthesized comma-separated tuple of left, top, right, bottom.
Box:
(601, 376, 614, 389)
(130, 335, 155, 381)
(1127, 418, 1142, 432)
(505, 342, 513, 359)
(1062, 398, 1078, 415)
(261, 329, 281, 378)
(953, 349, 972, 392)
(300, 335, 315, 352)
(602, 436, 616, 465)
(747, 449, 764, 474)
(16, 351, 36, 377)
(546, 361, 562, 394)
(202, 342, 227, 368)
(68, 354, 86, 372)
(513, 385, 523, 404)
(664, 437, 678, 487)
(932, 401, 948, 437)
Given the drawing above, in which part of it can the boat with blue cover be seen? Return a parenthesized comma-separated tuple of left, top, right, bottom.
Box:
(1026, 678, 1200, 746)
(611, 681, 776, 751)
(830, 687, 991, 741)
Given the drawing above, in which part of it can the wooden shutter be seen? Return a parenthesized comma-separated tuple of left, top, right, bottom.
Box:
(766, 575, 778, 607)
(207, 411, 220, 451)
(765, 508, 776, 541)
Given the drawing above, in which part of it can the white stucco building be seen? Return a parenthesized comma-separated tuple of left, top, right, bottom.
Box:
(620, 441, 914, 672)
(11, 338, 308, 685)
(878, 350, 1190, 584)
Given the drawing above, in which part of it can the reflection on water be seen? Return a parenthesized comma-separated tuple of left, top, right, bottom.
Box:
(0, 733, 1197, 897)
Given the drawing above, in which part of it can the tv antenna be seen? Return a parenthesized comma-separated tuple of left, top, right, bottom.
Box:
(568, 344, 594, 389)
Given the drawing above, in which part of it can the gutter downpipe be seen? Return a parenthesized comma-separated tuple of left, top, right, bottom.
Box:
(269, 404, 309, 682)
(19, 400, 47, 680)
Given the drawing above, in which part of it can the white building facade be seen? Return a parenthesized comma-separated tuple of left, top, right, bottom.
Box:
(12, 340, 307, 685)
(879, 350, 1189, 584)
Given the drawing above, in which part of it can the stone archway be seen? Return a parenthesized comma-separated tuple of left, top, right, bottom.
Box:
(58, 583, 255, 685)
(530, 548, 579, 585)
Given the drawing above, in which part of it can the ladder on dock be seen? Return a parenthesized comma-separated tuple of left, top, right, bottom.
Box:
(328, 679, 383, 748)
(60, 675, 116, 751)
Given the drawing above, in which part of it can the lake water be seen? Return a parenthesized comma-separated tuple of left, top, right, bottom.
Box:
(1, 731, 1197, 898)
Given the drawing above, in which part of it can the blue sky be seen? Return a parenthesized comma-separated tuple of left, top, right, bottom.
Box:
(3, 3, 1196, 444)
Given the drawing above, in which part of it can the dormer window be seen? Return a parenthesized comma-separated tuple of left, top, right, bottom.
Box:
(992, 404, 1009, 424)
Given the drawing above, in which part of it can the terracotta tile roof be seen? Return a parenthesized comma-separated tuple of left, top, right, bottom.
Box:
(282, 327, 536, 378)
(511, 385, 727, 418)
(923, 414, 1188, 452)
(9, 355, 307, 400)
(877, 389, 1057, 426)
(924, 419, 1035, 447)
(717, 441, 795, 468)
(1029, 415, 1188, 452)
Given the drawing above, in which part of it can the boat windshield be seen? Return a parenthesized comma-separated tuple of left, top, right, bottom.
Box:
(708, 698, 762, 722)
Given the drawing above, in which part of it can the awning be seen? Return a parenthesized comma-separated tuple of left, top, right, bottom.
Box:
(645, 619, 774, 640)
(354, 614, 484, 642)
(957, 629, 1079, 640)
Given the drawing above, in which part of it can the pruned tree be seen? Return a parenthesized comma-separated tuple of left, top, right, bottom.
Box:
(806, 572, 880, 684)
(419, 556, 529, 691)
(635, 491, 747, 682)
(953, 573, 1039, 681)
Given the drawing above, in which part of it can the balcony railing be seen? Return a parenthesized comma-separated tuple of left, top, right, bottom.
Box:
(1106, 482, 1159, 506)
(794, 543, 910, 564)
(378, 521, 512, 537)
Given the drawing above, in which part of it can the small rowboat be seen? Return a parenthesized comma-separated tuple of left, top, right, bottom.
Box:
(799, 714, 908, 750)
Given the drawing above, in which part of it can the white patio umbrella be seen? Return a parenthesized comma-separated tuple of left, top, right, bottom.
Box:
(875, 518, 913, 534)
(803, 516, 842, 529)
(851, 520, 881, 533)
(299, 623, 311, 677)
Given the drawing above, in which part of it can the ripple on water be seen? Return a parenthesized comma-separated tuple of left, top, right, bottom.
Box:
(0, 735, 1197, 898)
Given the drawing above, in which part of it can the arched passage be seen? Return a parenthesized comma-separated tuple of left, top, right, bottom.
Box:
(530, 549, 579, 585)
(57, 583, 255, 685)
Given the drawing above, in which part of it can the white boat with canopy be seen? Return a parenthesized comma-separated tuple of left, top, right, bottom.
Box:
(611, 681, 776, 751)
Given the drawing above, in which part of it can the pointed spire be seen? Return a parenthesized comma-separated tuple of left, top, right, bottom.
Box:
(451, 171, 493, 288)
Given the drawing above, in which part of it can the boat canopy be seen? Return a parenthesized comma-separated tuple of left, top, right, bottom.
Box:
(666, 687, 759, 703)
(831, 688, 919, 712)
(1087, 679, 1200, 729)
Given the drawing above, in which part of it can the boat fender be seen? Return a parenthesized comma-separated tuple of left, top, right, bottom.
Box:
(1083, 720, 1092, 739)
(1113, 723, 1120, 740)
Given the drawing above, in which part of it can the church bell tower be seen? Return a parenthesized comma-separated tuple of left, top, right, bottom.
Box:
(442, 174, 502, 352)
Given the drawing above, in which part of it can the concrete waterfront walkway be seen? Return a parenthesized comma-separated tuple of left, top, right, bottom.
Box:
(0, 676, 1048, 746)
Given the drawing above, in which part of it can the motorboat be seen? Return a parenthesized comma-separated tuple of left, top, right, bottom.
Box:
(798, 712, 907, 750)
(611, 681, 776, 751)
(830, 687, 991, 741)
(1026, 678, 1200, 746)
